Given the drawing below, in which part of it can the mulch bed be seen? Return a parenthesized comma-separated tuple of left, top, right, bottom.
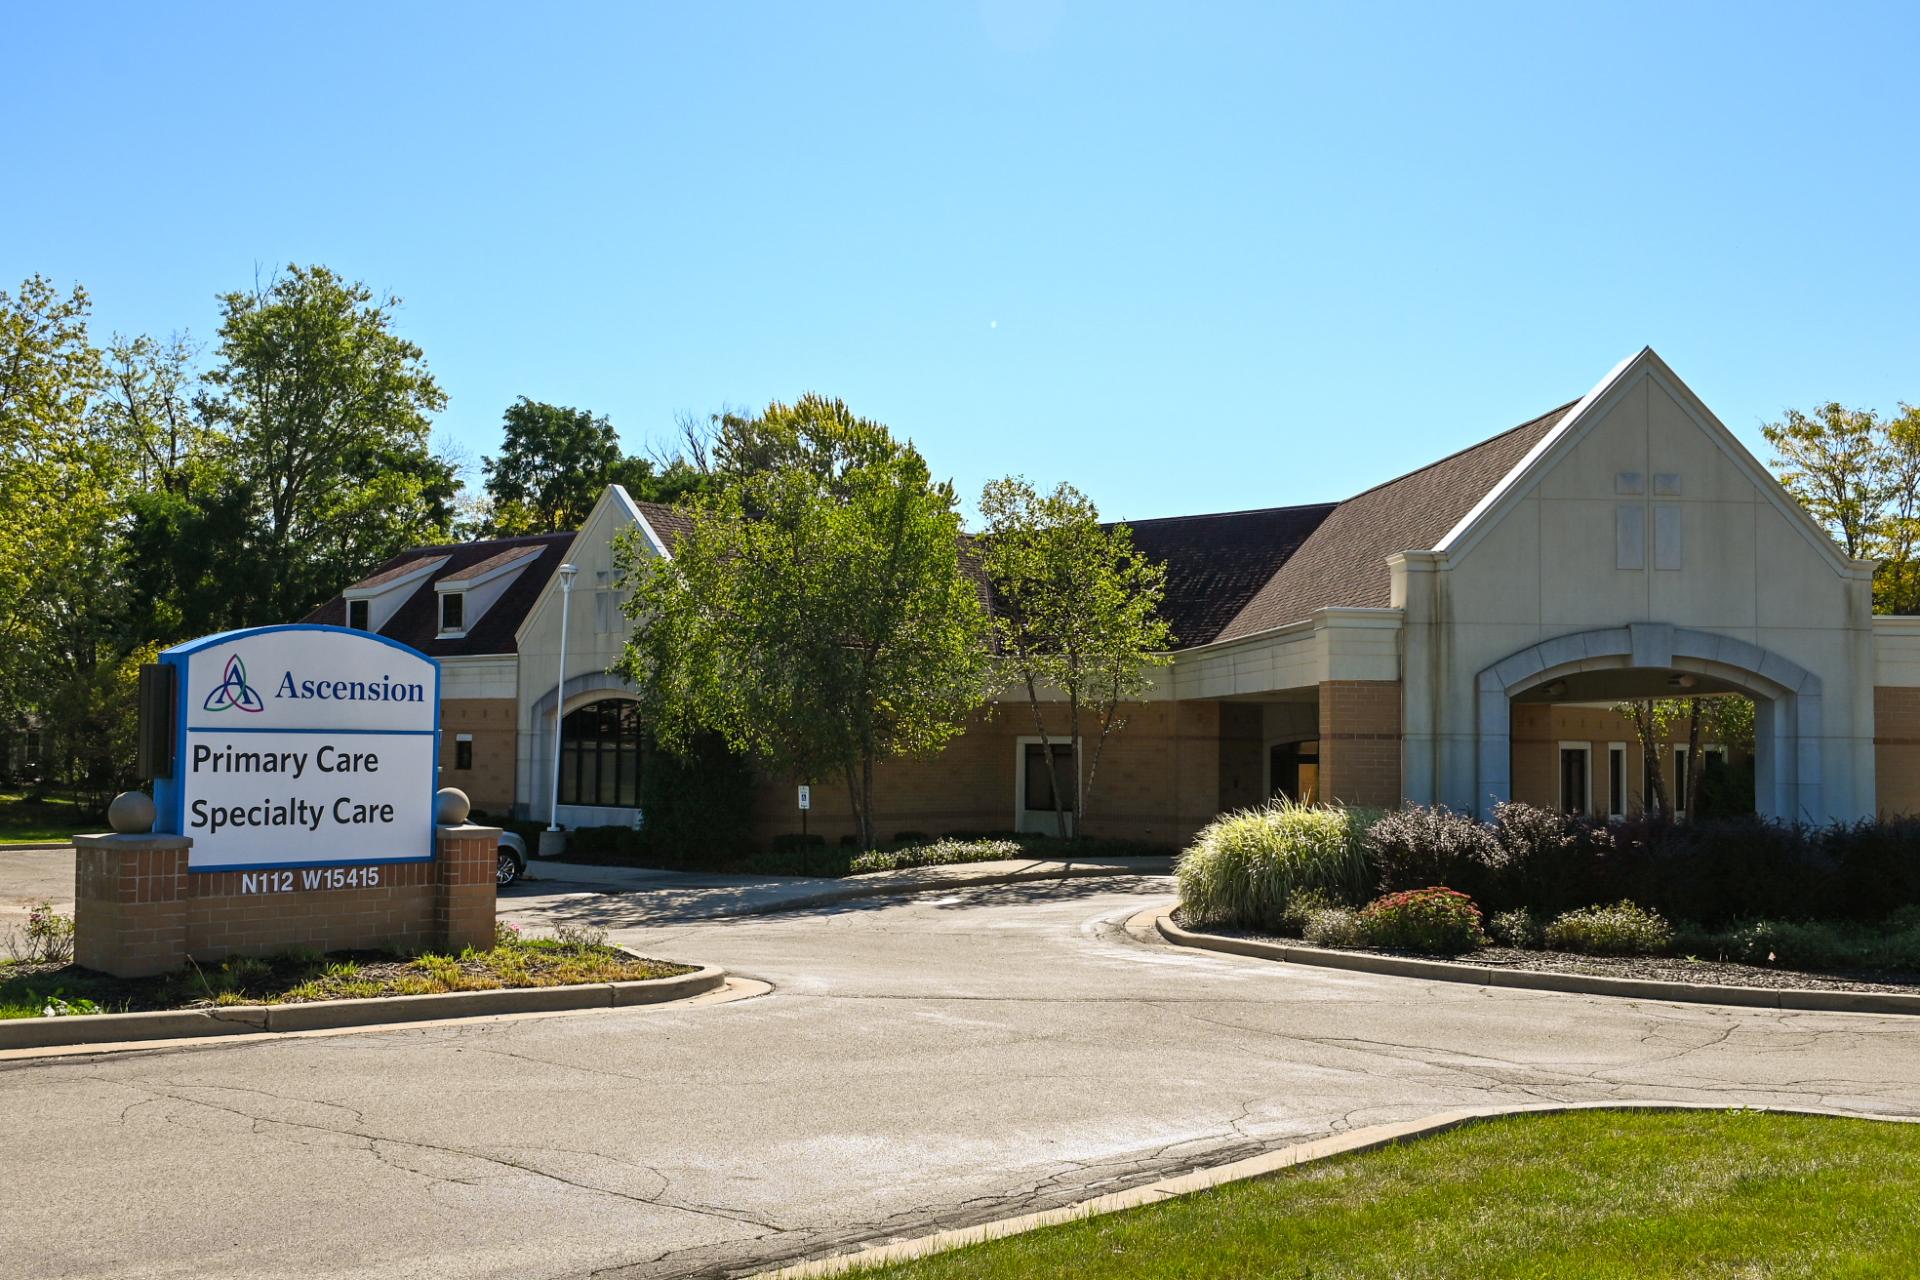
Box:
(1177, 914, 1920, 995)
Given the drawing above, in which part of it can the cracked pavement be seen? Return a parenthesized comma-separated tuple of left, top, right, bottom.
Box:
(4, 873, 1919, 1278)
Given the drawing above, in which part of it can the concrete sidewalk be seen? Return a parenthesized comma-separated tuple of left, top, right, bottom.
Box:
(505, 854, 1173, 927)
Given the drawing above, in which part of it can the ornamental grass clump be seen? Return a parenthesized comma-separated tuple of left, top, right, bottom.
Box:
(1356, 887, 1489, 954)
(1543, 901, 1674, 956)
(1175, 799, 1370, 930)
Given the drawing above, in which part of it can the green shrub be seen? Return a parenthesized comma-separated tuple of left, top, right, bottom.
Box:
(771, 832, 827, 854)
(891, 831, 931, 846)
(635, 733, 755, 868)
(849, 838, 1024, 874)
(1357, 887, 1487, 954)
(1302, 905, 1366, 948)
(1175, 800, 1371, 930)
(1275, 888, 1336, 938)
(1365, 805, 1499, 898)
(1488, 907, 1544, 949)
(1544, 901, 1674, 956)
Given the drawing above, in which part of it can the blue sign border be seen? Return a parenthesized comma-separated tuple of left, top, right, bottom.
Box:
(155, 624, 442, 872)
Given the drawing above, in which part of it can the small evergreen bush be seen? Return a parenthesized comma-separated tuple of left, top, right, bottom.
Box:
(1488, 907, 1544, 949)
(1175, 800, 1371, 930)
(1302, 905, 1366, 948)
(1544, 901, 1674, 956)
(1356, 887, 1488, 954)
(849, 838, 1024, 874)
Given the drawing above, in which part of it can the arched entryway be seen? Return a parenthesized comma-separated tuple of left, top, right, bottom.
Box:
(1475, 623, 1822, 822)
(527, 673, 645, 826)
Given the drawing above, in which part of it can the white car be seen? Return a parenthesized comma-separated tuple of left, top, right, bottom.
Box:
(496, 831, 528, 886)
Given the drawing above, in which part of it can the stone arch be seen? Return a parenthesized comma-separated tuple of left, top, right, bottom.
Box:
(1475, 623, 1822, 821)
(525, 672, 640, 821)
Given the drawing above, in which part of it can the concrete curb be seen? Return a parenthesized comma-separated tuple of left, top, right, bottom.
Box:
(0, 964, 726, 1050)
(713, 860, 1172, 920)
(1153, 910, 1920, 1016)
(753, 1100, 1920, 1278)
(0, 841, 73, 853)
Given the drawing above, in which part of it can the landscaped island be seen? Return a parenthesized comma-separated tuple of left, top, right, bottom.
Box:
(1174, 800, 1920, 986)
(1, 911, 690, 1019)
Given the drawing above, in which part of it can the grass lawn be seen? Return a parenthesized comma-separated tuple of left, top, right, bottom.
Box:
(0, 790, 94, 844)
(851, 1110, 1920, 1280)
(0, 926, 692, 1018)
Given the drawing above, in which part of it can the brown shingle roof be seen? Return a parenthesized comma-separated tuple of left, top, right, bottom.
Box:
(1212, 401, 1576, 643)
(346, 555, 447, 591)
(1121, 504, 1338, 647)
(439, 544, 542, 583)
(303, 496, 698, 656)
(305, 533, 573, 656)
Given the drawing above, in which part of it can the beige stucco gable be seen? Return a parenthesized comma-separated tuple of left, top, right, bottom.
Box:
(512, 485, 666, 820)
(1396, 348, 1879, 822)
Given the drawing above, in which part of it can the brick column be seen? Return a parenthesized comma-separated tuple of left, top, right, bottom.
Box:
(1874, 687, 1920, 817)
(72, 833, 192, 978)
(434, 824, 500, 952)
(1318, 680, 1403, 808)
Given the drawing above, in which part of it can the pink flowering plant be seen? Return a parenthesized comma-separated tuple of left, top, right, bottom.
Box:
(1357, 886, 1489, 954)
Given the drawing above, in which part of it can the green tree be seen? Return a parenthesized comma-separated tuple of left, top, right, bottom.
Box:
(614, 395, 990, 847)
(482, 398, 623, 534)
(1613, 694, 1754, 820)
(200, 265, 456, 620)
(978, 478, 1173, 838)
(1764, 401, 1920, 612)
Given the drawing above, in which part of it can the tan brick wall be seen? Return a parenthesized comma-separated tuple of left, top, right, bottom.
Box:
(1317, 680, 1401, 808)
(72, 829, 499, 975)
(440, 697, 517, 814)
(748, 701, 1236, 848)
(1875, 687, 1920, 816)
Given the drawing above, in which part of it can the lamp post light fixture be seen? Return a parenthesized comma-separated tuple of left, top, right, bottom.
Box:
(546, 562, 579, 834)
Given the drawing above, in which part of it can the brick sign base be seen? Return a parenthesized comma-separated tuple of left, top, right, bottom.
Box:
(72, 826, 500, 978)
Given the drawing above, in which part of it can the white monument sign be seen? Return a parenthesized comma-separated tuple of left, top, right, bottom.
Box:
(155, 625, 440, 871)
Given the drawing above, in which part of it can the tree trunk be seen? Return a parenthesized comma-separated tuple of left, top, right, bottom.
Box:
(1630, 700, 1670, 819)
(1684, 697, 1704, 822)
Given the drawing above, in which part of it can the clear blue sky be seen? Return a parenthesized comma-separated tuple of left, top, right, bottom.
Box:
(6, 2, 1917, 524)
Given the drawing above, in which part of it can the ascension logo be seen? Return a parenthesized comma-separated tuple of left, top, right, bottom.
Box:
(203, 654, 265, 714)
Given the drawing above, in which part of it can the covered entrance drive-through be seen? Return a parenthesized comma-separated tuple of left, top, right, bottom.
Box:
(1475, 623, 1823, 822)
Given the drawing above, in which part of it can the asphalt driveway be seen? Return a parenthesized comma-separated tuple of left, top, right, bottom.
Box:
(4, 875, 1919, 1279)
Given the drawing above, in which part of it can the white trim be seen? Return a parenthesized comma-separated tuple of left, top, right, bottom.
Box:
(1606, 742, 1627, 819)
(342, 556, 447, 599)
(1557, 740, 1593, 816)
(514, 484, 668, 649)
(436, 546, 539, 591)
(437, 590, 467, 638)
(1437, 349, 1644, 553)
(1013, 735, 1080, 836)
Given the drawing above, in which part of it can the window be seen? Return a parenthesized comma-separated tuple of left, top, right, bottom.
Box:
(455, 734, 473, 771)
(1558, 743, 1590, 815)
(1607, 743, 1627, 819)
(440, 592, 465, 634)
(558, 699, 642, 808)
(348, 599, 370, 631)
(1269, 740, 1320, 804)
(1673, 744, 1691, 815)
(1023, 742, 1076, 812)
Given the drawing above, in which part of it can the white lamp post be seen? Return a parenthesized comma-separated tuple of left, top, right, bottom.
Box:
(546, 562, 579, 834)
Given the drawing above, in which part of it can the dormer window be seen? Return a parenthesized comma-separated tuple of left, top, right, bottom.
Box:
(348, 599, 370, 631)
(440, 591, 465, 634)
